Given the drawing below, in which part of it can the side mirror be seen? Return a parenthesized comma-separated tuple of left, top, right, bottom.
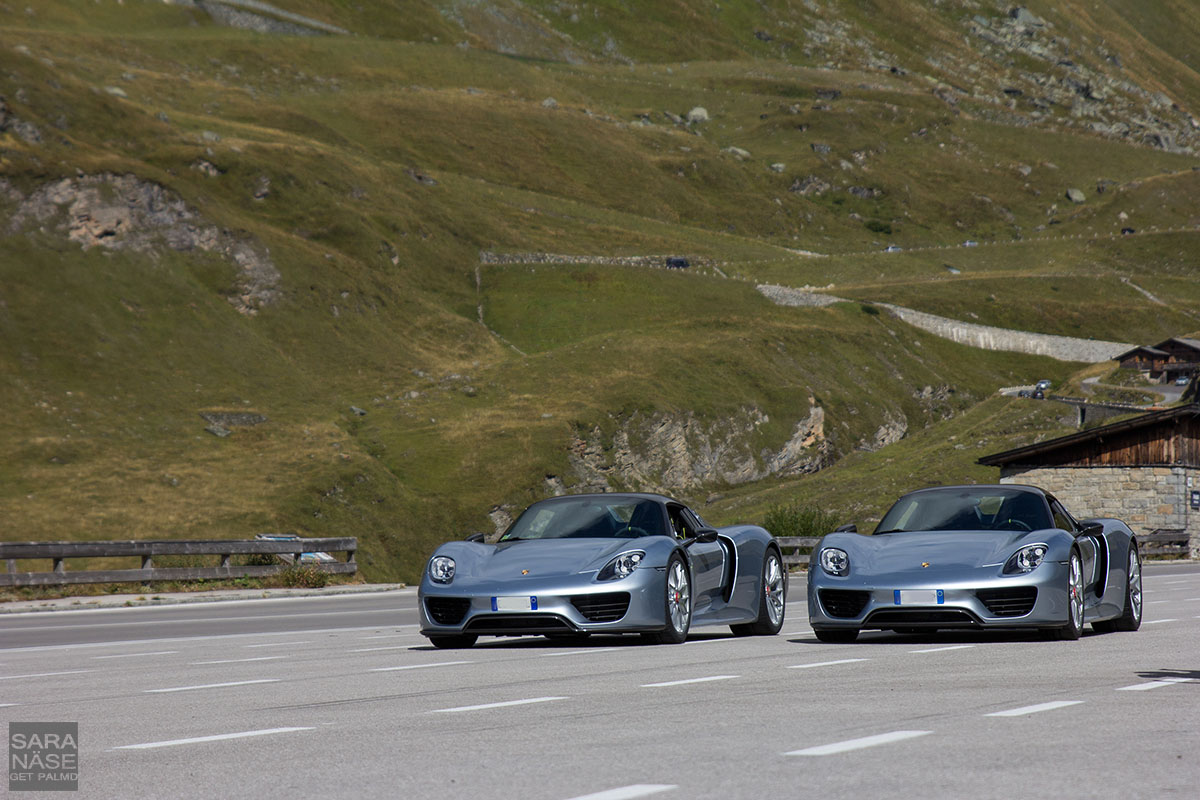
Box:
(834, 523, 858, 533)
(1078, 521, 1103, 537)
(689, 528, 719, 544)
(465, 532, 487, 543)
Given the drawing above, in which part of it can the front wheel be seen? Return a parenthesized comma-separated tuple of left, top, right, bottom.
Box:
(1051, 549, 1084, 641)
(428, 634, 478, 649)
(814, 628, 858, 644)
(731, 547, 786, 636)
(644, 554, 691, 645)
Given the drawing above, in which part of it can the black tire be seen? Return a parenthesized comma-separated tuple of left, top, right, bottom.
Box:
(731, 547, 786, 636)
(1051, 548, 1084, 641)
(814, 628, 858, 644)
(1096, 542, 1142, 633)
(544, 632, 591, 644)
(644, 553, 691, 645)
(428, 634, 478, 649)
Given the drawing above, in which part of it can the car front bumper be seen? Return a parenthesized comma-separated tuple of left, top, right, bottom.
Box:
(419, 566, 669, 638)
(807, 561, 1072, 630)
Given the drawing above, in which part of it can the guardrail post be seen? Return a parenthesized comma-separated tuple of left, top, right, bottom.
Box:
(7, 558, 15, 575)
(220, 553, 231, 568)
(346, 546, 356, 566)
(53, 557, 65, 576)
(142, 555, 153, 571)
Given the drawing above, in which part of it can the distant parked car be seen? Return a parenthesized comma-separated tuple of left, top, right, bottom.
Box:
(1035, 379, 1052, 390)
(1033, 389, 1045, 399)
(1017, 389, 1031, 398)
(884, 245, 902, 253)
(665, 257, 690, 269)
(962, 240, 978, 247)
(1175, 376, 1191, 386)
(1121, 227, 1136, 235)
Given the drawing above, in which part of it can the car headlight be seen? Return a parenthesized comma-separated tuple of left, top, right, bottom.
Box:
(429, 555, 456, 583)
(819, 547, 849, 577)
(1004, 544, 1048, 574)
(598, 551, 644, 581)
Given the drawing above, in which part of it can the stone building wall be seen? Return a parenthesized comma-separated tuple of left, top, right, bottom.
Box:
(1000, 465, 1200, 558)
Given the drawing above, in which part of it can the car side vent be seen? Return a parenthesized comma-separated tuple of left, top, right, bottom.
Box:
(819, 589, 870, 619)
(570, 592, 631, 622)
(976, 587, 1038, 617)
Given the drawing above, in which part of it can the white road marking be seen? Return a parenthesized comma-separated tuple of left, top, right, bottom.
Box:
(92, 651, 179, 660)
(538, 648, 618, 657)
(1183, 598, 1200, 602)
(785, 730, 932, 756)
(0, 624, 410, 654)
(0, 703, 18, 708)
(1116, 678, 1195, 691)
(358, 633, 419, 639)
(641, 676, 739, 688)
(786, 659, 869, 669)
(0, 669, 94, 680)
(1146, 600, 1171, 604)
(190, 656, 283, 665)
(561, 785, 677, 800)
(145, 679, 280, 693)
(431, 696, 567, 713)
(985, 700, 1084, 717)
(350, 646, 411, 653)
(910, 645, 975, 654)
(243, 640, 311, 648)
(1144, 619, 1178, 624)
(370, 661, 471, 672)
(113, 727, 314, 750)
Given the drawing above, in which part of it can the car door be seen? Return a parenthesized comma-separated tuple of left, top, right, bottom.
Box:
(668, 504, 725, 610)
(1049, 496, 1102, 603)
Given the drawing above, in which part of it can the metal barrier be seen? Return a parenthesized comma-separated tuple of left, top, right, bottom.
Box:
(0, 538, 356, 587)
(775, 536, 820, 569)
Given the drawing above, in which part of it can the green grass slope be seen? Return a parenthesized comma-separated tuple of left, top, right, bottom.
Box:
(1, 1, 1198, 583)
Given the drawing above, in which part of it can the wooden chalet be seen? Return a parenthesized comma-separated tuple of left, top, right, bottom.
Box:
(1115, 337, 1200, 383)
(979, 404, 1200, 558)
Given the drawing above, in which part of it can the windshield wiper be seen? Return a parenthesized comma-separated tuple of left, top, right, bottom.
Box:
(873, 529, 907, 535)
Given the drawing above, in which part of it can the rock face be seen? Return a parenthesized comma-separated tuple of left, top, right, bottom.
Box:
(567, 405, 828, 493)
(6, 174, 280, 315)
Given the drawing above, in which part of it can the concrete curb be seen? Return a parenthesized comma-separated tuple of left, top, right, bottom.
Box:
(0, 582, 409, 614)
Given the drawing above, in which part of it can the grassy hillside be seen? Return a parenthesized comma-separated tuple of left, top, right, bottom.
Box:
(2, 1, 1198, 583)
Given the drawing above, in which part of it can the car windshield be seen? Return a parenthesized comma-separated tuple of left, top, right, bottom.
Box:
(499, 498, 667, 541)
(874, 488, 1052, 534)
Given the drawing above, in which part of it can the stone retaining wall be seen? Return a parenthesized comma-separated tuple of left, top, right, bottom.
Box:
(1000, 465, 1200, 558)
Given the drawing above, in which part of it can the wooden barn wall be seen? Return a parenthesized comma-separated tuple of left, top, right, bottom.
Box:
(1014, 418, 1200, 468)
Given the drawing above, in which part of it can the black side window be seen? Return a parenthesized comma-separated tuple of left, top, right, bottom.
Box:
(1049, 499, 1077, 533)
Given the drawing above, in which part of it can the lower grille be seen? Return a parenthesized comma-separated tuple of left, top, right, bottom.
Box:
(464, 614, 573, 634)
(866, 609, 978, 627)
(819, 589, 871, 619)
(570, 592, 631, 622)
(425, 597, 471, 625)
(976, 587, 1038, 617)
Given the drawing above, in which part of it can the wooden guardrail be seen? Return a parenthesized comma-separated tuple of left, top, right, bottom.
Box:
(775, 536, 820, 569)
(1143, 530, 1190, 558)
(0, 538, 356, 587)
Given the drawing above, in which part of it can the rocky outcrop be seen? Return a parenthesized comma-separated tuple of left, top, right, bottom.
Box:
(567, 405, 828, 493)
(168, 0, 349, 36)
(6, 174, 280, 315)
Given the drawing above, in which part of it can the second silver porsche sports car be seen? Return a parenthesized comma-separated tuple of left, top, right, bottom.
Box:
(808, 484, 1142, 642)
(419, 493, 787, 648)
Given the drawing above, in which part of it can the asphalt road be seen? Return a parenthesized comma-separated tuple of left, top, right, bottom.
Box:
(2, 564, 1198, 799)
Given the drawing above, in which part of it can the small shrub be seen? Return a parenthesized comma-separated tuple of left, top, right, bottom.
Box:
(865, 219, 892, 234)
(861, 303, 880, 316)
(277, 564, 329, 588)
(762, 503, 841, 539)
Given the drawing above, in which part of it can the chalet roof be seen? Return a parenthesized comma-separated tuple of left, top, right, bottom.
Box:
(978, 403, 1200, 467)
(1152, 337, 1200, 353)
(1115, 345, 1168, 360)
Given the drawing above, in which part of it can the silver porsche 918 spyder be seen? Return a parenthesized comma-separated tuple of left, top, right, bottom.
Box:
(419, 493, 786, 648)
(808, 484, 1142, 642)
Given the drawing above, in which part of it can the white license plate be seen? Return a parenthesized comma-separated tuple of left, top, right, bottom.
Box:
(492, 596, 537, 611)
(894, 589, 944, 605)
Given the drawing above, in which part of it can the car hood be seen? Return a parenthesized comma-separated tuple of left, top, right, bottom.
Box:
(824, 530, 1057, 575)
(435, 538, 649, 580)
